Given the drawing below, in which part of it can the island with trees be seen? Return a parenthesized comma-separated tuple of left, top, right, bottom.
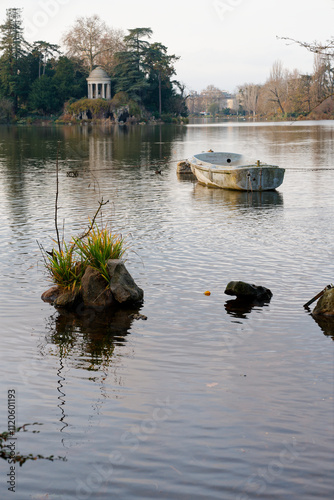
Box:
(0, 8, 188, 124)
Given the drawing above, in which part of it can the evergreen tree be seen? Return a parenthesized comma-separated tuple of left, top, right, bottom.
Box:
(143, 42, 179, 115)
(28, 75, 62, 114)
(0, 8, 28, 111)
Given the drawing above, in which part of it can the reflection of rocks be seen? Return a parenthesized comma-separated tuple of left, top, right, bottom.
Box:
(225, 281, 272, 302)
(224, 298, 256, 318)
(311, 288, 334, 340)
(311, 314, 334, 340)
(42, 260, 143, 312)
(46, 304, 144, 369)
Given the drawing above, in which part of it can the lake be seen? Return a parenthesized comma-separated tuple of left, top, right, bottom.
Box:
(0, 120, 333, 499)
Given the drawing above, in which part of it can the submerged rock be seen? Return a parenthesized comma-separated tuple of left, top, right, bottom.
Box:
(225, 281, 273, 302)
(312, 288, 334, 316)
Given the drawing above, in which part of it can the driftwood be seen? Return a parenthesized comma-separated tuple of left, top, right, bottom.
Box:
(303, 284, 333, 309)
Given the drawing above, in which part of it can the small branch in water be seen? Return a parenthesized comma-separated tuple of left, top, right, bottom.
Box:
(55, 142, 62, 253)
(77, 198, 110, 241)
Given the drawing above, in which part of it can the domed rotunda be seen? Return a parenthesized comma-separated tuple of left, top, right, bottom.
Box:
(86, 67, 111, 100)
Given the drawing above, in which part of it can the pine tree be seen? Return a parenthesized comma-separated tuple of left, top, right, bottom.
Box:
(0, 8, 28, 111)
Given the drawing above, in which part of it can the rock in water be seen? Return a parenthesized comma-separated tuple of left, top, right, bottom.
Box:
(225, 281, 272, 302)
(312, 288, 334, 316)
(41, 260, 143, 312)
(81, 265, 114, 309)
(107, 259, 144, 304)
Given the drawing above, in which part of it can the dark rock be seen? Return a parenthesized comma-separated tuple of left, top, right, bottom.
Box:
(129, 313, 147, 320)
(41, 285, 62, 304)
(81, 265, 114, 309)
(225, 281, 273, 302)
(54, 288, 82, 309)
(107, 259, 144, 304)
(312, 288, 334, 316)
(42, 260, 143, 313)
(42, 285, 82, 309)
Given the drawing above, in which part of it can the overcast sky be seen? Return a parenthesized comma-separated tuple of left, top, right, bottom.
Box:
(2, 0, 333, 93)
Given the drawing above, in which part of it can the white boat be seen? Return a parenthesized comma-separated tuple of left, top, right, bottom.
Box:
(188, 152, 285, 191)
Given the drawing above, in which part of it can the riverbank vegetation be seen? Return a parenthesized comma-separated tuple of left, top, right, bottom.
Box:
(0, 8, 188, 123)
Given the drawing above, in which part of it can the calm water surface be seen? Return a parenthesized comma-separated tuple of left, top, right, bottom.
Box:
(0, 121, 333, 499)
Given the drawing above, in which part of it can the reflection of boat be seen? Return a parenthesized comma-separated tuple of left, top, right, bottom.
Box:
(188, 152, 285, 191)
(193, 182, 284, 208)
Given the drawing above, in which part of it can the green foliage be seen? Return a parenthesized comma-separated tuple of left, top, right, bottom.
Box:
(28, 75, 63, 114)
(0, 8, 28, 110)
(53, 56, 87, 101)
(111, 91, 129, 108)
(0, 14, 188, 118)
(42, 223, 126, 288)
(44, 241, 85, 290)
(67, 98, 111, 118)
(73, 225, 126, 282)
(0, 97, 13, 122)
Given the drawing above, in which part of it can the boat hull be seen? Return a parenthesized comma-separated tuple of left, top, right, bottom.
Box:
(188, 153, 285, 191)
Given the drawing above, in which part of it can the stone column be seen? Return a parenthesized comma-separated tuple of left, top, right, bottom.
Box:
(106, 83, 111, 100)
(102, 83, 105, 99)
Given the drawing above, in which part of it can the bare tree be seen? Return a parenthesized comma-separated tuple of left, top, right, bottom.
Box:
(237, 83, 261, 116)
(62, 15, 124, 72)
(262, 60, 288, 115)
(278, 36, 334, 59)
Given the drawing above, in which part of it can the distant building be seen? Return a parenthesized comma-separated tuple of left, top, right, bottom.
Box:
(86, 67, 111, 100)
(186, 86, 236, 114)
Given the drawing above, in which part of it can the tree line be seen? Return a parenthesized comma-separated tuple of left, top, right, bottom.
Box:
(187, 38, 334, 120)
(237, 52, 334, 120)
(0, 8, 188, 122)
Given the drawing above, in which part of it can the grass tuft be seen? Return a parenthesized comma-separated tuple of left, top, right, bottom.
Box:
(41, 223, 126, 288)
(73, 225, 126, 282)
(44, 241, 85, 290)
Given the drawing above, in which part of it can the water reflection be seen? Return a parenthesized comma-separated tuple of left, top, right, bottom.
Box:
(45, 306, 141, 370)
(192, 182, 284, 209)
(225, 298, 270, 318)
(311, 314, 334, 340)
